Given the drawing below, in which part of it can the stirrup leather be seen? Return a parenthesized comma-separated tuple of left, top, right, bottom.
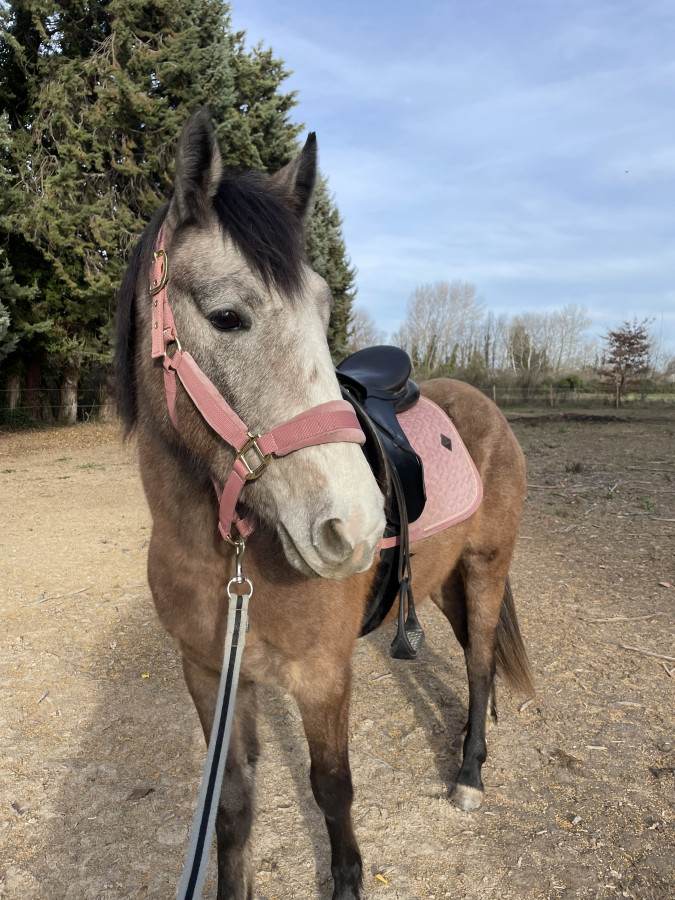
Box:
(388, 468, 425, 660)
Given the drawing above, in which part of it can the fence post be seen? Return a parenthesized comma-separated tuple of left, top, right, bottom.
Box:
(492, 384, 496, 405)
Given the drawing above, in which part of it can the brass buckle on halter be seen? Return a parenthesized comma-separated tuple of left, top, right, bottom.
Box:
(237, 433, 271, 481)
(150, 249, 169, 295)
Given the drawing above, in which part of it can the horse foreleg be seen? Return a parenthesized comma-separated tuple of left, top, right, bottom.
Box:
(182, 657, 259, 900)
(296, 675, 362, 900)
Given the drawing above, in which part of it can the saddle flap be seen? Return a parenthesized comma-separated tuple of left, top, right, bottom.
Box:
(338, 346, 426, 527)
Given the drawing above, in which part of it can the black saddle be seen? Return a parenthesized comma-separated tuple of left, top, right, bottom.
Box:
(336, 344, 417, 398)
(336, 345, 425, 525)
(336, 346, 427, 659)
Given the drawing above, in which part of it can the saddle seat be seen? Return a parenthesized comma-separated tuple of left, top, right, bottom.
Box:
(336, 344, 419, 409)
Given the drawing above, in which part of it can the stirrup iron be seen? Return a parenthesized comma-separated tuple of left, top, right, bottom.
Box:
(390, 579, 425, 660)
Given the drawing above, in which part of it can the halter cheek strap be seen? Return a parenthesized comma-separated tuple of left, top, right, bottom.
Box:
(150, 227, 366, 540)
(150, 240, 176, 359)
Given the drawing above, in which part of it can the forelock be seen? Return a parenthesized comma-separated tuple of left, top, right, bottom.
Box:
(212, 172, 306, 298)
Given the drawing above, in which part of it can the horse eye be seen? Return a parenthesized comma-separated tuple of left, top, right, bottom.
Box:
(210, 310, 242, 331)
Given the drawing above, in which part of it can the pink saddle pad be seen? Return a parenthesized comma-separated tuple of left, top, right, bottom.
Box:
(379, 395, 483, 549)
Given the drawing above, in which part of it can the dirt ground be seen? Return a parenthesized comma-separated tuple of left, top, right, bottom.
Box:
(0, 409, 673, 899)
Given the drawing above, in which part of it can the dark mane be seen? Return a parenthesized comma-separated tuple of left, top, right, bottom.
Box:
(213, 171, 305, 297)
(114, 205, 168, 435)
(115, 171, 306, 435)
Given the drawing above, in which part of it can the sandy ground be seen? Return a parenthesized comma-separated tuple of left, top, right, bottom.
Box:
(0, 411, 673, 899)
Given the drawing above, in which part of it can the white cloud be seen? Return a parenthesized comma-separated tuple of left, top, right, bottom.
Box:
(232, 1, 675, 353)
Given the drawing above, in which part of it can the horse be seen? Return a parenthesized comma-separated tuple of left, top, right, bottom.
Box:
(115, 107, 534, 900)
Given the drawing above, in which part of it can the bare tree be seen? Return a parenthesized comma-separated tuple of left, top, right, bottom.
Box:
(478, 310, 507, 371)
(598, 318, 652, 407)
(347, 308, 387, 353)
(646, 314, 672, 374)
(392, 280, 484, 378)
(499, 306, 595, 382)
(549, 305, 592, 373)
(392, 282, 598, 385)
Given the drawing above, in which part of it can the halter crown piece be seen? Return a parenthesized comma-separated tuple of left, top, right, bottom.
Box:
(149, 225, 367, 542)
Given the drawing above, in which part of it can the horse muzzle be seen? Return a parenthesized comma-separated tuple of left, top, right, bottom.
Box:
(276, 503, 385, 580)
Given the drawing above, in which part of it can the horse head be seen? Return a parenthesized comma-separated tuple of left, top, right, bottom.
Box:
(117, 108, 385, 579)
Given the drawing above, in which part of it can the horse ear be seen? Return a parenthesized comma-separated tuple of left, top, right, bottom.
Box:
(172, 107, 223, 223)
(270, 133, 318, 222)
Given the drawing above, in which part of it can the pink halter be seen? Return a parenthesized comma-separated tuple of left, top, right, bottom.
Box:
(149, 227, 366, 541)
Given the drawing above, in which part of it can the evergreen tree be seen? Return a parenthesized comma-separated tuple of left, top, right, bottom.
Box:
(223, 36, 300, 170)
(305, 175, 357, 362)
(0, 248, 39, 364)
(0, 101, 53, 390)
(0, 0, 357, 408)
(0, 298, 12, 363)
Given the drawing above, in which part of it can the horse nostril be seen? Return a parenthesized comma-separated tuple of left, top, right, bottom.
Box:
(313, 518, 374, 573)
(319, 518, 355, 562)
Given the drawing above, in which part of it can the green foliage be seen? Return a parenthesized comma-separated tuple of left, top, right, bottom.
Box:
(305, 175, 357, 362)
(222, 37, 301, 170)
(556, 374, 584, 391)
(0, 0, 355, 386)
(0, 247, 40, 364)
(0, 298, 13, 362)
(457, 349, 490, 387)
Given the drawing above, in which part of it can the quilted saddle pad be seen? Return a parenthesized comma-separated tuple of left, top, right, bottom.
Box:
(379, 395, 483, 549)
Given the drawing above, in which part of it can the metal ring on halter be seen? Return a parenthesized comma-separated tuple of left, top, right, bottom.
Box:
(163, 332, 183, 357)
(227, 576, 253, 601)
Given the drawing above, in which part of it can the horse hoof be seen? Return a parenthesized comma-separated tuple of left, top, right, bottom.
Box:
(452, 784, 483, 810)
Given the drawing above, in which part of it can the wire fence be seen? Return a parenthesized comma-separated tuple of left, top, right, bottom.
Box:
(0, 388, 114, 428)
(1, 384, 674, 430)
(475, 386, 675, 408)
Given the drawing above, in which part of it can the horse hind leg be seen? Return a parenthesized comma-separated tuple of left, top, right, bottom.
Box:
(182, 657, 259, 900)
(433, 562, 507, 811)
(433, 570, 498, 738)
(296, 672, 362, 900)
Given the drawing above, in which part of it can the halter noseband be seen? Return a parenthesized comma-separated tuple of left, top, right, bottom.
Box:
(149, 226, 366, 541)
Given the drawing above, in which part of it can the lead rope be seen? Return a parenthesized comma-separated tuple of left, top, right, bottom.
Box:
(176, 538, 252, 900)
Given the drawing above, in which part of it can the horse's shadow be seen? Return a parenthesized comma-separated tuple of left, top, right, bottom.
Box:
(29, 596, 465, 899)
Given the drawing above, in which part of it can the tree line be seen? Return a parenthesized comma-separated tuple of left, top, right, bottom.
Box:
(0, 0, 356, 423)
(391, 281, 597, 386)
(351, 281, 672, 405)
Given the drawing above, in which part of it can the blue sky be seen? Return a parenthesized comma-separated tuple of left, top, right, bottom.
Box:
(231, 0, 675, 355)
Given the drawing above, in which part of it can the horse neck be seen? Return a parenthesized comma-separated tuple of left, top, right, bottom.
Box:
(137, 419, 229, 554)
(136, 419, 297, 583)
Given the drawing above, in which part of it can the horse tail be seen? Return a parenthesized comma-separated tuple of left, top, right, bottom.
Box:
(494, 579, 535, 697)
